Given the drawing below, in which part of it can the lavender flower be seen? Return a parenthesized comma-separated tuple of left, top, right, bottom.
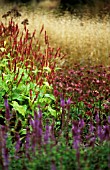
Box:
(30, 109, 43, 152)
(15, 132, 21, 153)
(73, 137, 80, 150)
(4, 95, 10, 121)
(60, 97, 65, 108)
(89, 121, 95, 133)
(1, 126, 9, 170)
(89, 136, 96, 147)
(44, 125, 51, 144)
(79, 118, 85, 129)
(108, 116, 110, 124)
(95, 113, 100, 124)
(2, 148, 9, 170)
(51, 160, 56, 170)
(72, 120, 81, 150)
(103, 125, 110, 140)
(66, 98, 71, 105)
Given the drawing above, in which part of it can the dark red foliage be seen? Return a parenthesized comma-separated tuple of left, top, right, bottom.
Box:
(53, 64, 110, 117)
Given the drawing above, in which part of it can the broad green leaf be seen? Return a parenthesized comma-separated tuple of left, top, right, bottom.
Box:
(0, 82, 9, 91)
(0, 90, 6, 97)
(12, 94, 24, 102)
(11, 101, 27, 117)
(44, 94, 55, 101)
(47, 106, 57, 118)
(19, 129, 26, 135)
(0, 63, 6, 68)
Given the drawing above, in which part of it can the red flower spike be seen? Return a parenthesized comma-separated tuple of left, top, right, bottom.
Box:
(8, 60, 11, 71)
(54, 48, 60, 58)
(14, 73, 18, 81)
(32, 29, 36, 38)
(40, 24, 44, 34)
(25, 29, 29, 40)
(13, 59, 16, 73)
(30, 89, 32, 100)
(16, 73, 24, 86)
(45, 31, 49, 45)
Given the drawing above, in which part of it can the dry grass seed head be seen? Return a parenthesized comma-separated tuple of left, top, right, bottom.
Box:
(0, 5, 110, 67)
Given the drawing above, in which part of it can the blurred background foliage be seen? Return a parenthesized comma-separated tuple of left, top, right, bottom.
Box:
(1, 0, 110, 12)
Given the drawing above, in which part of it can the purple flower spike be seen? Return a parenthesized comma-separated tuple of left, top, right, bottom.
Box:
(97, 125, 104, 141)
(60, 97, 65, 108)
(79, 119, 85, 129)
(44, 125, 51, 144)
(2, 148, 9, 170)
(1, 126, 9, 170)
(4, 95, 10, 121)
(108, 116, 110, 124)
(67, 98, 71, 105)
(89, 137, 96, 147)
(95, 113, 100, 124)
(72, 125, 78, 136)
(73, 138, 80, 150)
(89, 122, 95, 133)
(103, 125, 110, 140)
(15, 132, 21, 153)
(51, 160, 56, 170)
(72, 121, 81, 150)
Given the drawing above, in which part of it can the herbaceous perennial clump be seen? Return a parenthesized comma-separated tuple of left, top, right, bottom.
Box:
(0, 19, 110, 170)
(0, 97, 110, 170)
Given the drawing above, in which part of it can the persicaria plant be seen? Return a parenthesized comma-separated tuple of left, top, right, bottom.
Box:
(0, 19, 64, 120)
(0, 18, 110, 170)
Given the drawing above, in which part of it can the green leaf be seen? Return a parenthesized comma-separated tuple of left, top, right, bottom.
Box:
(43, 81, 50, 87)
(0, 115, 4, 119)
(7, 53, 11, 58)
(11, 101, 27, 117)
(19, 128, 26, 135)
(0, 82, 9, 91)
(43, 66, 51, 73)
(0, 63, 6, 68)
(47, 106, 57, 118)
(44, 94, 55, 101)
